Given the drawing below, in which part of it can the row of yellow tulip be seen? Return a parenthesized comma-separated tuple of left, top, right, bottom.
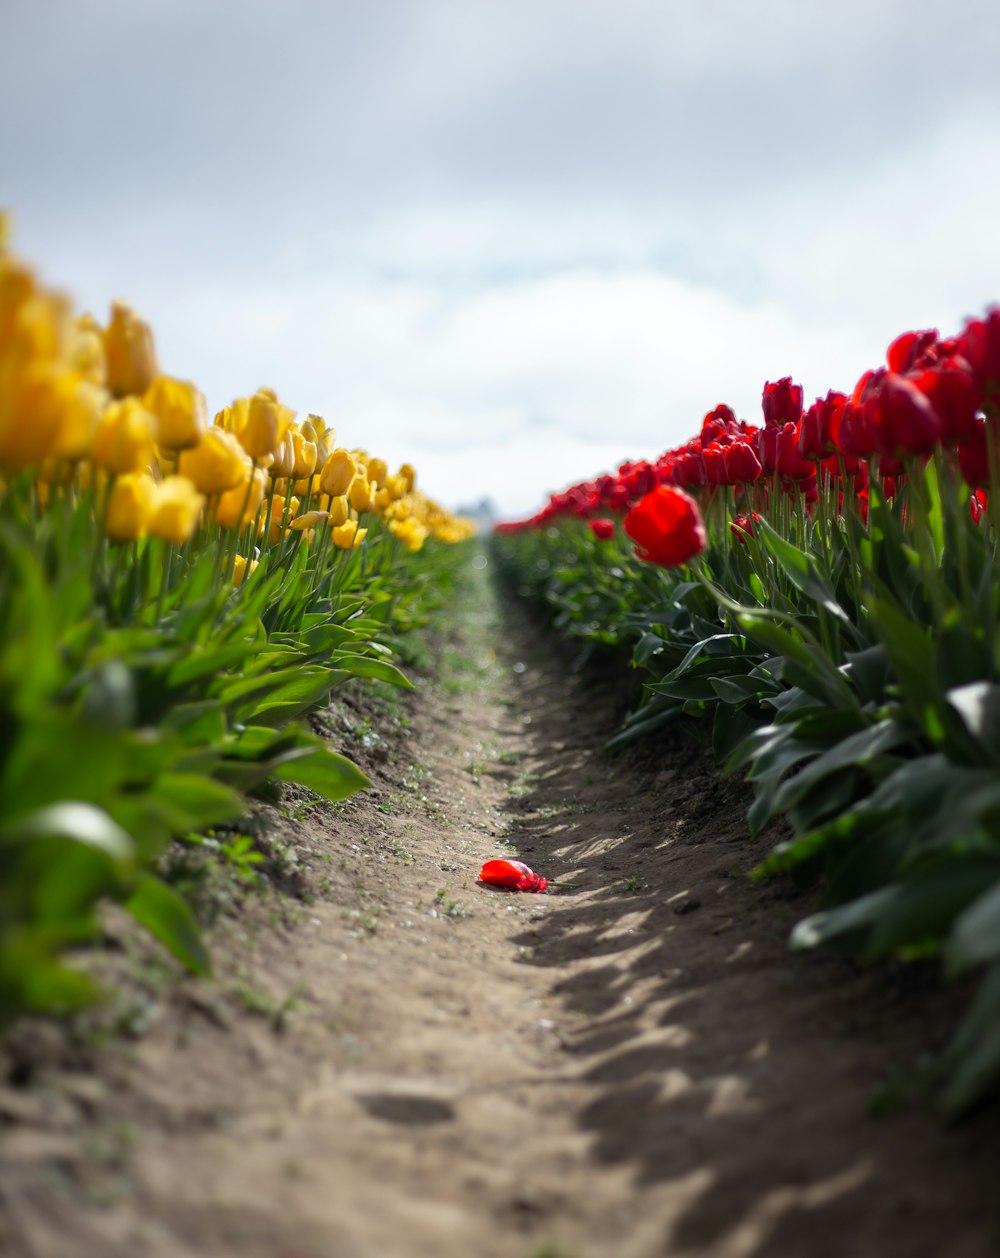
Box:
(0, 213, 474, 564)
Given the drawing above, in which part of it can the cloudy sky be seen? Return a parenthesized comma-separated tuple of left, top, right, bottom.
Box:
(4, 0, 1000, 515)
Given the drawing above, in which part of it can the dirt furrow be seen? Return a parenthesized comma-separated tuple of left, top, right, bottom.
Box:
(1, 556, 998, 1258)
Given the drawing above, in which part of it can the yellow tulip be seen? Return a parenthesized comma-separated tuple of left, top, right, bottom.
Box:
(327, 494, 349, 526)
(178, 427, 249, 494)
(366, 456, 387, 488)
(233, 389, 295, 460)
(264, 493, 301, 544)
(50, 378, 105, 461)
(348, 472, 374, 514)
(389, 516, 429, 552)
(105, 471, 156, 541)
(291, 429, 317, 479)
(216, 466, 267, 529)
(269, 430, 296, 478)
(143, 375, 207, 450)
(398, 462, 416, 492)
(231, 554, 259, 587)
(69, 314, 106, 386)
(331, 519, 367, 550)
(318, 448, 356, 498)
(103, 301, 158, 397)
(147, 475, 205, 543)
(93, 397, 156, 474)
(0, 364, 88, 472)
(289, 509, 328, 531)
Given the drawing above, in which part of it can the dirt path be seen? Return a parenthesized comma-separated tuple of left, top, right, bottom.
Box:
(1, 554, 998, 1258)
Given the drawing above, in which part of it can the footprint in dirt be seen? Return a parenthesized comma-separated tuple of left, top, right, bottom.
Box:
(357, 1092, 456, 1126)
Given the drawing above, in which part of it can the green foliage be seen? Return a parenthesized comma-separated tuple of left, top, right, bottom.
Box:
(0, 481, 470, 1028)
(493, 460, 1000, 1116)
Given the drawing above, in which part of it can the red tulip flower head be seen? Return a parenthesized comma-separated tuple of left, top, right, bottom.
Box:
(588, 518, 616, 541)
(479, 859, 548, 893)
(624, 485, 707, 568)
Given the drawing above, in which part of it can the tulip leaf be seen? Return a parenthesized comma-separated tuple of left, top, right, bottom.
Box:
(273, 746, 371, 801)
(123, 874, 211, 976)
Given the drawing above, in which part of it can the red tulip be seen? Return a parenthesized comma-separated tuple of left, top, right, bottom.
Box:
(886, 328, 939, 374)
(909, 360, 981, 442)
(589, 518, 616, 541)
(724, 440, 762, 484)
(730, 511, 760, 543)
(624, 485, 707, 568)
(970, 489, 988, 524)
(861, 370, 943, 458)
(958, 421, 990, 487)
(762, 377, 804, 425)
(798, 391, 847, 459)
(702, 441, 730, 485)
(775, 422, 815, 480)
(958, 310, 1000, 408)
(479, 859, 548, 893)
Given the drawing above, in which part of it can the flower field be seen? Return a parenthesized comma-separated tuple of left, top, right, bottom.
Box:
(493, 308, 1000, 1117)
(0, 217, 473, 1029)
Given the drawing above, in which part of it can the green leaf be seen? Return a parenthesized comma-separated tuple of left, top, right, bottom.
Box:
(123, 873, 211, 975)
(0, 802, 134, 863)
(755, 517, 852, 626)
(148, 774, 245, 830)
(274, 746, 370, 801)
(946, 881, 1000, 975)
(332, 653, 414, 690)
(790, 886, 897, 953)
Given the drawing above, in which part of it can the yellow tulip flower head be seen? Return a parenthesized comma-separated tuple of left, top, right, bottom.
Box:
(103, 301, 158, 398)
(365, 456, 388, 489)
(231, 553, 259, 587)
(291, 429, 318, 480)
(318, 448, 356, 498)
(94, 397, 156, 474)
(143, 375, 207, 450)
(348, 471, 375, 514)
(331, 519, 367, 550)
(69, 314, 107, 386)
(327, 494, 349, 526)
(147, 475, 205, 544)
(178, 427, 249, 495)
(215, 465, 267, 529)
(234, 388, 295, 460)
(105, 471, 157, 541)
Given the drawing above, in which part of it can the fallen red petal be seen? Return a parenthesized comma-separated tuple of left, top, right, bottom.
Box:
(479, 859, 548, 893)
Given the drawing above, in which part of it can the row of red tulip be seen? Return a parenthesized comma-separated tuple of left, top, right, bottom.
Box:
(497, 307, 1000, 556)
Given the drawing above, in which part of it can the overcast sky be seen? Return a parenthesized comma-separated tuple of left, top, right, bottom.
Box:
(4, 0, 1000, 514)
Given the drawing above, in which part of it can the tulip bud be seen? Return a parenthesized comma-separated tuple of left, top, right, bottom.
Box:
(291, 429, 318, 479)
(366, 456, 388, 488)
(331, 519, 367, 549)
(147, 475, 205, 544)
(319, 448, 356, 498)
(178, 428, 249, 494)
(106, 471, 156, 541)
(69, 314, 106, 386)
(269, 430, 297, 478)
(94, 397, 156, 473)
(231, 554, 259, 587)
(327, 494, 349, 526)
(216, 466, 267, 529)
(348, 472, 374, 514)
(103, 301, 158, 397)
(143, 375, 208, 450)
(289, 509, 328, 531)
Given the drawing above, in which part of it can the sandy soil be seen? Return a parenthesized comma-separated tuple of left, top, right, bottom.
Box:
(1, 555, 998, 1258)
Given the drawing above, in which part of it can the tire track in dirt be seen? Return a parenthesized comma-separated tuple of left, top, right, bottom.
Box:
(1, 553, 998, 1258)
